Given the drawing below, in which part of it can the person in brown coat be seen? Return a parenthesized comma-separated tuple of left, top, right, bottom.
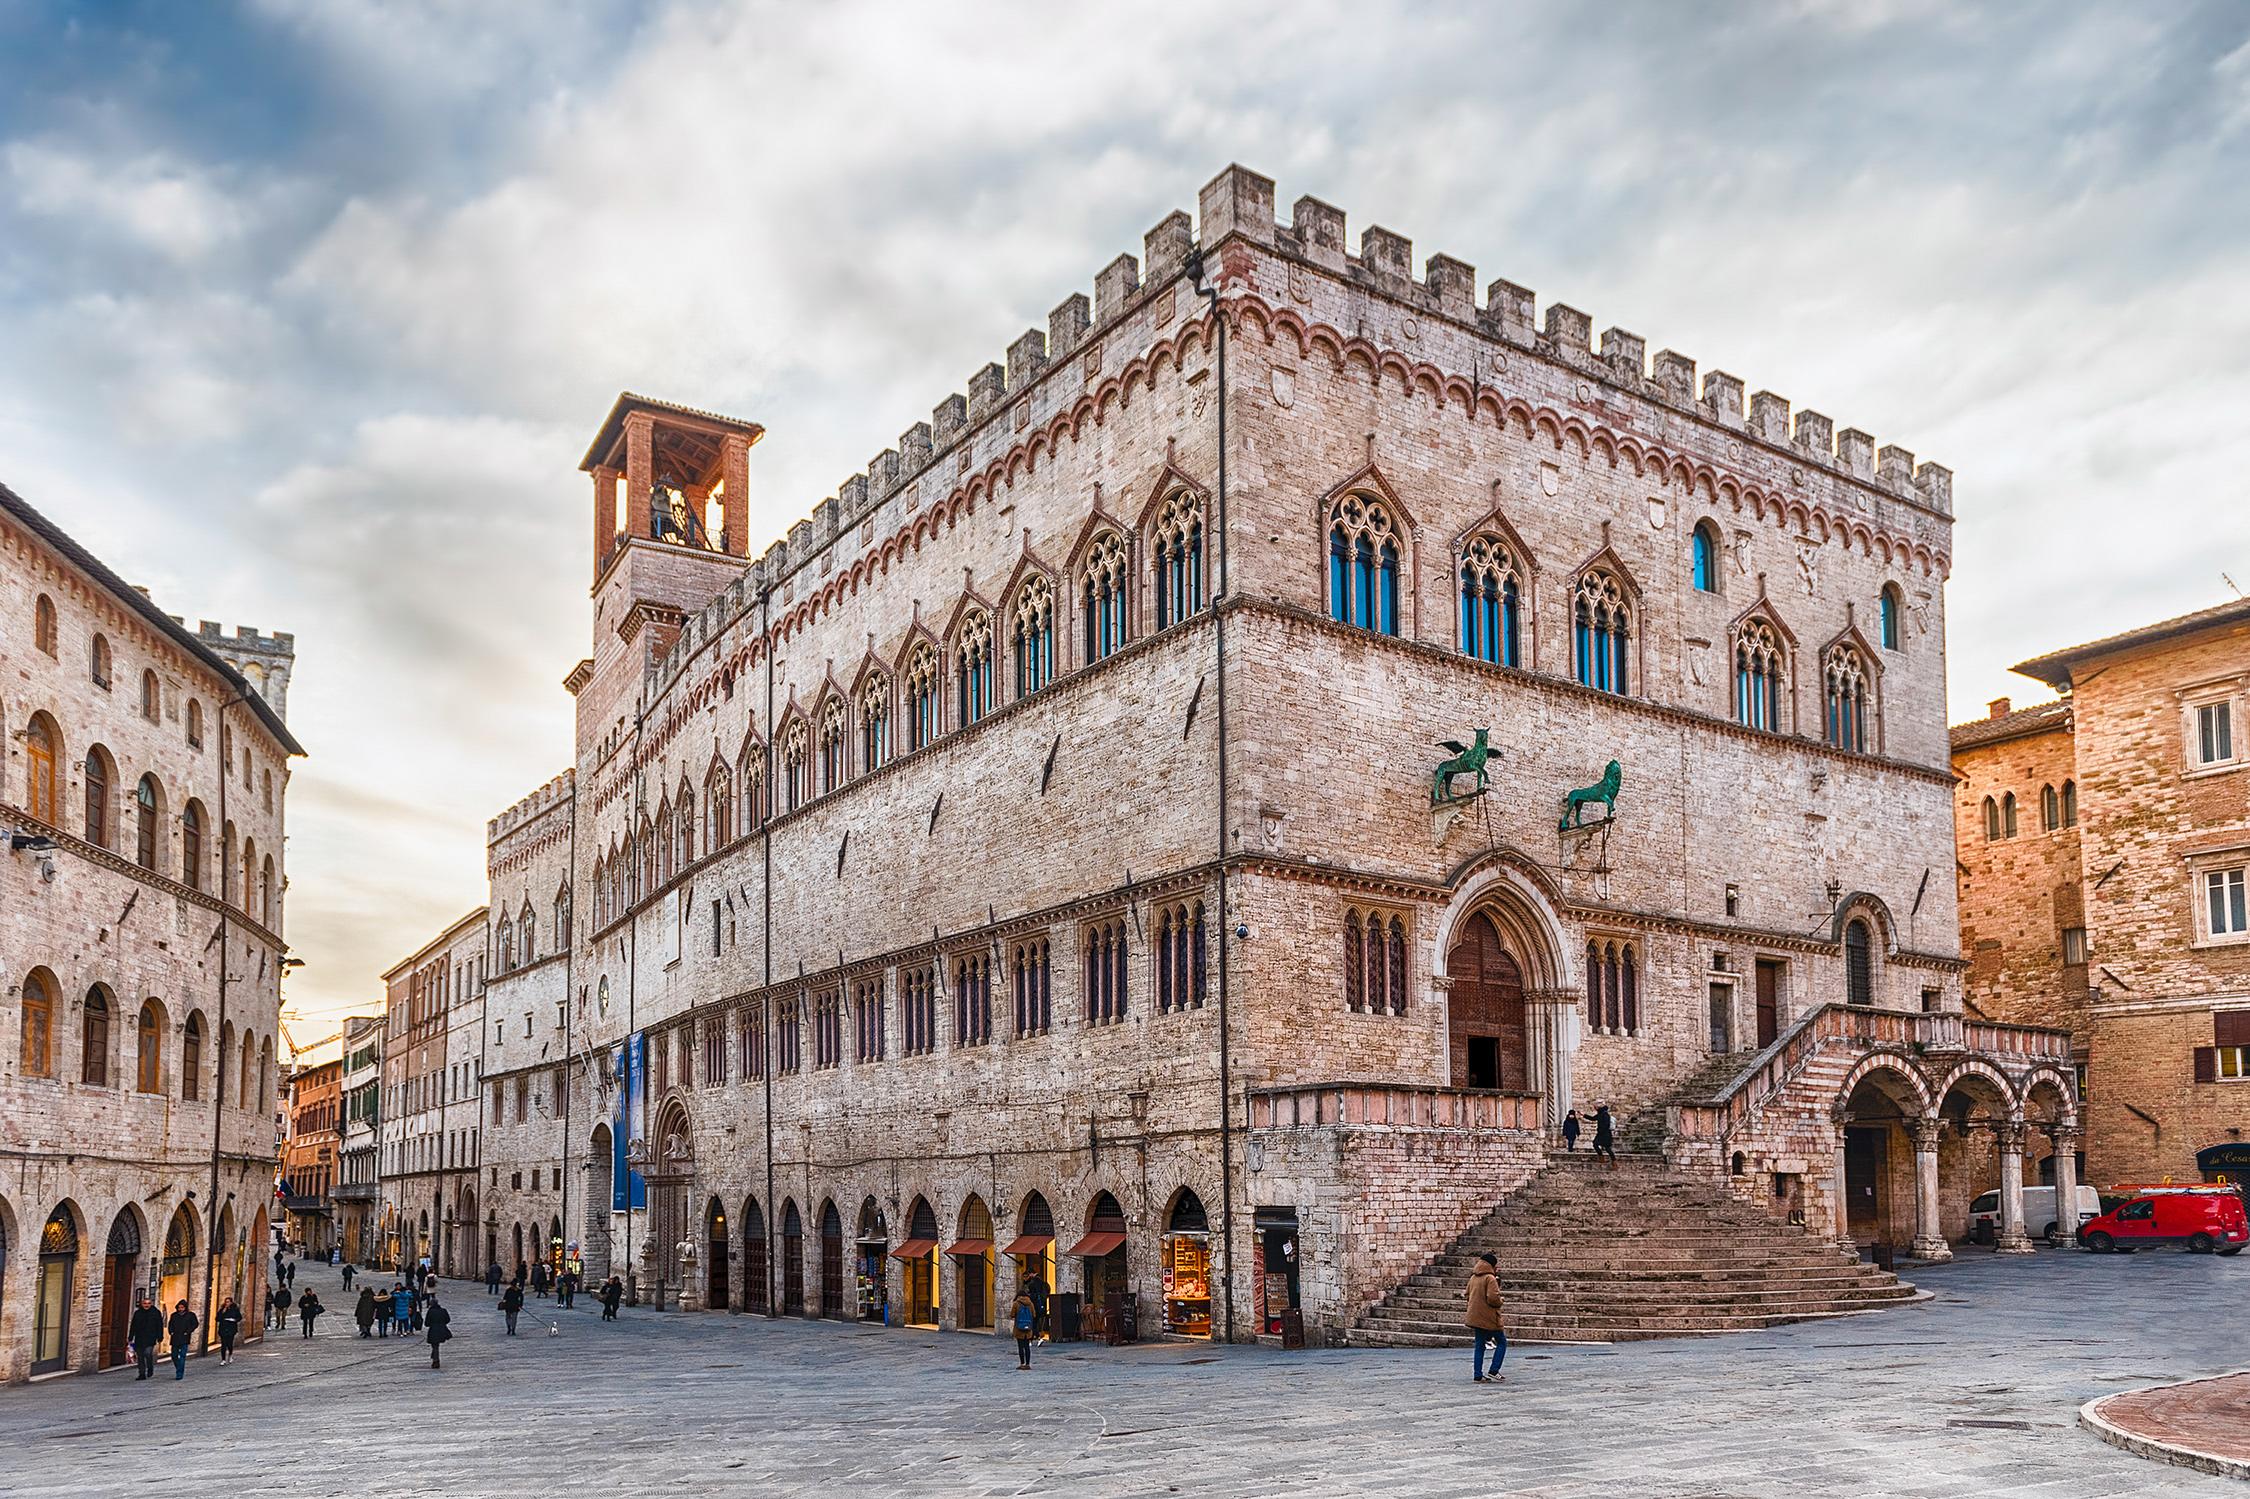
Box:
(1465, 1252, 1506, 1384)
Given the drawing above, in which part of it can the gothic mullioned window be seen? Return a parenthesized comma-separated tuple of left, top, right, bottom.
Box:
(860, 672, 891, 774)
(818, 696, 848, 795)
(1573, 570, 1631, 694)
(705, 763, 733, 849)
(1083, 918, 1129, 1025)
(781, 718, 810, 812)
(674, 783, 695, 868)
(1458, 535, 1521, 667)
(957, 610, 994, 727)
(813, 990, 842, 1070)
(904, 641, 940, 751)
(854, 976, 885, 1063)
(1823, 644, 1871, 752)
(1733, 619, 1785, 732)
(1083, 530, 1129, 661)
(1013, 938, 1051, 1037)
(1153, 900, 1208, 1013)
(1343, 908, 1407, 1014)
(901, 965, 937, 1056)
(1151, 490, 1205, 631)
(1328, 493, 1400, 635)
(954, 953, 992, 1047)
(738, 738, 765, 830)
(1585, 939, 1639, 1035)
(519, 900, 536, 962)
(1011, 577, 1055, 699)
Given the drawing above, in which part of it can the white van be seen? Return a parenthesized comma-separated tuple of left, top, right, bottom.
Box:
(1967, 1185, 2103, 1244)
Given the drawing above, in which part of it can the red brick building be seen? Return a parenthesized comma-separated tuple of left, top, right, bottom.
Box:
(1955, 598, 2250, 1189)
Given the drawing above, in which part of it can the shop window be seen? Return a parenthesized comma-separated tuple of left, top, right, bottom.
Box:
(1162, 1190, 1212, 1338)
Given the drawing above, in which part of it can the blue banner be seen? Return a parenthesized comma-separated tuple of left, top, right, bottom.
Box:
(613, 1034, 647, 1211)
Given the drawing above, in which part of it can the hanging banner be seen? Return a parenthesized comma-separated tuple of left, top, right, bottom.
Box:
(613, 1035, 648, 1211)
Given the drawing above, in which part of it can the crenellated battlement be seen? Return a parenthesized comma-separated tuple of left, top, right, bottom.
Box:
(641, 162, 1953, 696)
(173, 616, 298, 721)
(487, 769, 575, 841)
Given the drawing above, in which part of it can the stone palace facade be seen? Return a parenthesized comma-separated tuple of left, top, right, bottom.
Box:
(449, 166, 2074, 1344)
(0, 481, 301, 1383)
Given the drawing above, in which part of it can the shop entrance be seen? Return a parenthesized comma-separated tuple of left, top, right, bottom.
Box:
(1161, 1190, 1212, 1338)
(34, 1207, 79, 1375)
(896, 1196, 940, 1328)
(1255, 1206, 1301, 1337)
(705, 1198, 729, 1311)
(854, 1198, 888, 1321)
(158, 1207, 195, 1318)
(1071, 1191, 1130, 1341)
(1002, 1192, 1056, 1339)
(952, 1196, 995, 1330)
(818, 1201, 845, 1319)
(1447, 912, 1527, 1089)
(99, 1210, 142, 1370)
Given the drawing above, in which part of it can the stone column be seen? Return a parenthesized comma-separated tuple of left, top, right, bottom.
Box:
(2049, 1127, 2082, 1246)
(1833, 1138, 1854, 1255)
(1995, 1122, 2034, 1255)
(1910, 1118, 1952, 1260)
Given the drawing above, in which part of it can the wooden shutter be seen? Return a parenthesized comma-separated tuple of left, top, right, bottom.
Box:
(2194, 1046, 2218, 1083)
(2214, 1012, 2250, 1047)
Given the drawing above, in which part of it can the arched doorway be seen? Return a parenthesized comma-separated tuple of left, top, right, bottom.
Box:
(649, 1100, 694, 1291)
(484, 1219, 498, 1277)
(209, 1202, 238, 1340)
(854, 1198, 888, 1321)
(1004, 1192, 1056, 1333)
(245, 1207, 268, 1343)
(705, 1198, 729, 1311)
(780, 1201, 805, 1316)
(158, 1205, 197, 1318)
(817, 1201, 844, 1319)
(1937, 1067, 2018, 1249)
(1162, 1190, 1213, 1338)
(897, 1196, 939, 1327)
(416, 1210, 430, 1268)
(512, 1223, 525, 1275)
(1071, 1191, 1129, 1340)
(99, 1209, 143, 1369)
(953, 1196, 994, 1331)
(33, 1205, 80, 1375)
(585, 1123, 614, 1279)
(1836, 1063, 1928, 1253)
(741, 1197, 768, 1313)
(1447, 911, 1528, 1089)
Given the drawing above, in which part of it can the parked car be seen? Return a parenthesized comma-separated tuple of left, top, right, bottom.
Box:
(1966, 1185, 2103, 1245)
(2079, 1185, 2249, 1255)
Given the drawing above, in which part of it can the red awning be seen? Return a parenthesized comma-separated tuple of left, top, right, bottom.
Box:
(1065, 1229, 1127, 1258)
(888, 1237, 938, 1261)
(999, 1233, 1053, 1257)
(944, 1238, 992, 1260)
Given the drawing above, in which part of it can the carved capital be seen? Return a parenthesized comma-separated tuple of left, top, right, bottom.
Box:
(1995, 1120, 2027, 1153)
(1909, 1117, 1944, 1152)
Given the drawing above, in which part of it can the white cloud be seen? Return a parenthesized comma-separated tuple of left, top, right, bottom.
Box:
(7, 141, 249, 259)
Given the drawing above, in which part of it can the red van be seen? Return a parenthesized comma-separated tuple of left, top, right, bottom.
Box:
(2080, 1185, 2249, 1255)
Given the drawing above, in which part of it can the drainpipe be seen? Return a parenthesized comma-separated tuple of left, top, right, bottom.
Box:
(200, 684, 250, 1351)
(1187, 248, 1238, 1343)
(761, 585, 777, 1317)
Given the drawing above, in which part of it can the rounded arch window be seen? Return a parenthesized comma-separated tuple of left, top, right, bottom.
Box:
(1691, 521, 1721, 592)
(1879, 584, 1905, 651)
(1844, 918, 1874, 1008)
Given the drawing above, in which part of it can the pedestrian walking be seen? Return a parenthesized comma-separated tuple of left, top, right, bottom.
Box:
(268, 1281, 289, 1331)
(409, 1283, 425, 1332)
(558, 1269, 578, 1308)
(167, 1301, 199, 1381)
(297, 1288, 324, 1338)
(1561, 1108, 1582, 1152)
(1025, 1269, 1051, 1343)
(1011, 1290, 1036, 1370)
(486, 1262, 502, 1295)
(216, 1297, 243, 1364)
(391, 1283, 411, 1338)
(600, 1276, 622, 1321)
(501, 1280, 524, 1336)
(128, 1295, 165, 1380)
(425, 1294, 452, 1370)
(513, 1259, 528, 1291)
(1592, 1103, 1617, 1166)
(355, 1287, 378, 1338)
(1465, 1252, 1506, 1384)
(284, 1260, 296, 1289)
(341, 1261, 357, 1292)
(531, 1260, 550, 1299)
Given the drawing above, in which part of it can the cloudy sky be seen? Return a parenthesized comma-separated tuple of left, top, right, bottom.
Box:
(4, 1, 2246, 1028)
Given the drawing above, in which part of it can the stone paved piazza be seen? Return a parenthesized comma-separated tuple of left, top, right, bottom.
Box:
(2, 1249, 2241, 1497)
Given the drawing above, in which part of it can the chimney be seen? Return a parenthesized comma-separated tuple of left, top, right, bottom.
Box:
(1987, 697, 2012, 720)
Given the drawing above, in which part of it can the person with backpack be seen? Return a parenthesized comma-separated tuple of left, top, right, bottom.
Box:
(215, 1297, 244, 1364)
(500, 1279, 524, 1336)
(1465, 1253, 1506, 1385)
(425, 1293, 452, 1369)
(167, 1300, 200, 1380)
(128, 1295, 166, 1380)
(1011, 1290, 1037, 1370)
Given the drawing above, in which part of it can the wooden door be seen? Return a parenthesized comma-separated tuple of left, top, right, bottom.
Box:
(99, 1256, 134, 1368)
(1448, 914, 1527, 1088)
(1755, 960, 1781, 1048)
(1844, 1127, 1886, 1237)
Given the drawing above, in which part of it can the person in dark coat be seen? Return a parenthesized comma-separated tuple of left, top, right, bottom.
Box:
(599, 1276, 623, 1321)
(341, 1262, 357, 1292)
(267, 1282, 289, 1331)
(1592, 1103, 1617, 1166)
(1561, 1108, 1582, 1152)
(558, 1268, 578, 1308)
(284, 1260, 296, 1289)
(425, 1294, 452, 1369)
(167, 1301, 199, 1380)
(500, 1280, 524, 1336)
(128, 1295, 165, 1380)
(531, 1260, 550, 1299)
(215, 1297, 243, 1364)
(486, 1262, 503, 1295)
(355, 1287, 378, 1337)
(1011, 1291, 1036, 1370)
(297, 1288, 323, 1338)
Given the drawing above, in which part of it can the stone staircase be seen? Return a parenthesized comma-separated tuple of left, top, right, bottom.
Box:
(1615, 1049, 1763, 1153)
(1352, 1152, 1918, 1346)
